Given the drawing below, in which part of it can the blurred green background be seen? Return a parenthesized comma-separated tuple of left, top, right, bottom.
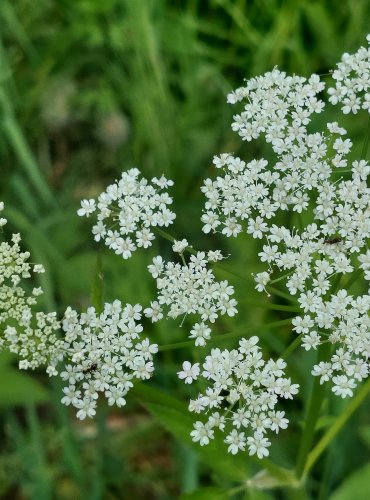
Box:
(1, 0, 370, 498)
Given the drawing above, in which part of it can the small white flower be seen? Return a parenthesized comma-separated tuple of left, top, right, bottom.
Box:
(172, 239, 189, 253)
(247, 432, 271, 459)
(332, 375, 357, 398)
(177, 361, 200, 384)
(77, 199, 96, 217)
(144, 301, 163, 322)
(190, 421, 214, 446)
(225, 430, 246, 454)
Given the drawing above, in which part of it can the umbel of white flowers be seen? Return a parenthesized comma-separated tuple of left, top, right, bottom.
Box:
(178, 336, 299, 458)
(0, 203, 63, 369)
(0, 34, 369, 461)
(145, 242, 237, 345)
(52, 301, 158, 420)
(77, 168, 176, 259)
(201, 36, 370, 398)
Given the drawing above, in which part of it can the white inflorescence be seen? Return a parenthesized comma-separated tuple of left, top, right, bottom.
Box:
(52, 300, 158, 419)
(328, 35, 370, 114)
(78, 168, 176, 259)
(180, 336, 298, 458)
(201, 41, 370, 397)
(145, 249, 237, 345)
(0, 203, 63, 369)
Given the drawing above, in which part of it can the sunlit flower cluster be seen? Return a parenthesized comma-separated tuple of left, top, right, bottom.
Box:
(52, 301, 158, 419)
(295, 291, 370, 397)
(78, 168, 176, 259)
(328, 34, 370, 114)
(179, 336, 298, 458)
(145, 249, 237, 345)
(0, 203, 62, 369)
(227, 69, 325, 145)
(202, 45, 370, 396)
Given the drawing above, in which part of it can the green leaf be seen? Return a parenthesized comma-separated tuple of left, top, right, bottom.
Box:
(181, 487, 229, 500)
(145, 402, 247, 482)
(0, 369, 49, 407)
(359, 425, 370, 450)
(329, 463, 370, 500)
(90, 252, 104, 313)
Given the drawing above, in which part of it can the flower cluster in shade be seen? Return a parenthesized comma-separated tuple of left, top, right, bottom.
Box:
(201, 44, 370, 396)
(178, 336, 298, 458)
(0, 202, 63, 369)
(328, 34, 370, 114)
(49, 301, 158, 419)
(77, 168, 176, 259)
(145, 243, 237, 345)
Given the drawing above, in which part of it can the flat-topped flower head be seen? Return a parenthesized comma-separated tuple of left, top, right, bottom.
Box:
(52, 301, 158, 419)
(181, 336, 298, 458)
(78, 168, 176, 259)
(227, 69, 325, 147)
(0, 205, 62, 369)
(145, 249, 237, 343)
(328, 34, 370, 114)
(202, 46, 370, 398)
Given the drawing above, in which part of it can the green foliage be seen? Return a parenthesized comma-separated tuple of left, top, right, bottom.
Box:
(1, 0, 370, 498)
(0, 353, 49, 407)
(329, 463, 370, 500)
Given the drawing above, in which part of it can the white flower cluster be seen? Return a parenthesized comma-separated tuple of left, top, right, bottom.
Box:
(52, 301, 158, 419)
(202, 45, 370, 396)
(227, 69, 325, 142)
(145, 249, 237, 345)
(179, 336, 298, 458)
(0, 203, 63, 369)
(328, 34, 370, 114)
(78, 168, 176, 259)
(295, 291, 370, 398)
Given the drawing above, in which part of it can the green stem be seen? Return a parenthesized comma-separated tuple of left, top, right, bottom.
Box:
(295, 341, 331, 480)
(281, 334, 302, 360)
(158, 318, 292, 352)
(361, 113, 370, 160)
(154, 227, 248, 282)
(239, 299, 300, 312)
(267, 286, 299, 304)
(270, 270, 294, 284)
(303, 377, 370, 477)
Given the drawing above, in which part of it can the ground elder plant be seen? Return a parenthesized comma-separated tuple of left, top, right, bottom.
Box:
(145, 244, 237, 343)
(178, 337, 298, 458)
(1, 35, 370, 493)
(0, 203, 63, 370)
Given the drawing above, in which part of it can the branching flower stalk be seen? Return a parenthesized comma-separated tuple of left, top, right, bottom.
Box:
(0, 36, 369, 475)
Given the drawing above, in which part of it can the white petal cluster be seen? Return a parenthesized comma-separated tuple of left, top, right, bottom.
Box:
(78, 168, 176, 259)
(145, 250, 237, 344)
(52, 301, 158, 419)
(297, 291, 370, 397)
(227, 69, 325, 143)
(201, 124, 359, 239)
(0, 204, 63, 369)
(328, 34, 370, 114)
(202, 45, 370, 397)
(182, 336, 298, 458)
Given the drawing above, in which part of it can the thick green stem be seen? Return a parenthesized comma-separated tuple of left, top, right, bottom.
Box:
(295, 341, 331, 480)
(158, 318, 292, 351)
(281, 334, 302, 360)
(361, 113, 370, 160)
(304, 377, 370, 476)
